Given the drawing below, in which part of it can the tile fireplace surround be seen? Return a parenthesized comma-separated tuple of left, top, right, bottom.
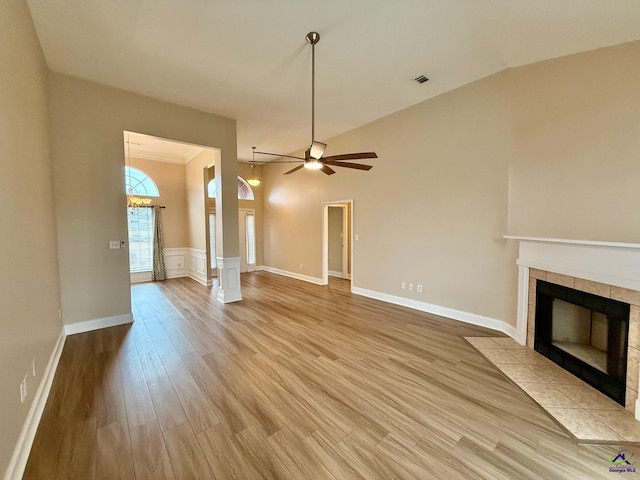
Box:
(506, 236, 640, 420)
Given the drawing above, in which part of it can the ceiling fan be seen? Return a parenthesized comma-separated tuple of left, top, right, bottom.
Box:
(254, 32, 378, 176)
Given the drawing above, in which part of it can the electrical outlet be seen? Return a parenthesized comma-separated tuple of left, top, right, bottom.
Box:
(417, 284, 423, 293)
(300, 264, 303, 269)
(401, 282, 406, 290)
(409, 283, 413, 291)
(108, 240, 120, 250)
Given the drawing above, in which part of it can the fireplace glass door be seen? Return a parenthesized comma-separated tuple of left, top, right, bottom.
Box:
(535, 280, 629, 405)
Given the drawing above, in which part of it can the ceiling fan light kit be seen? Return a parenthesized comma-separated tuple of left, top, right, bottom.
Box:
(309, 140, 327, 160)
(253, 31, 378, 176)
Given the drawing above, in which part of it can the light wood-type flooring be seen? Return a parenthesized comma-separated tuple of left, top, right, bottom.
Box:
(24, 273, 634, 479)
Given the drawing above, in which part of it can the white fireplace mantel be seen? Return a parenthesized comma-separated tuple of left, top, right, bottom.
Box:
(505, 236, 640, 292)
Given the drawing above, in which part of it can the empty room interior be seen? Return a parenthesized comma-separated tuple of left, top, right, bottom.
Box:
(3, 0, 640, 478)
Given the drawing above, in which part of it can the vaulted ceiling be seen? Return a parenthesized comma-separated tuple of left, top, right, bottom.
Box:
(27, 0, 640, 161)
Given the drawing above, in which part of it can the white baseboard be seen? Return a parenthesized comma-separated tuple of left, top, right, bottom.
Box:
(130, 271, 152, 283)
(261, 266, 324, 285)
(328, 270, 347, 278)
(64, 313, 133, 336)
(4, 330, 66, 480)
(188, 274, 212, 286)
(351, 286, 514, 336)
(502, 323, 523, 344)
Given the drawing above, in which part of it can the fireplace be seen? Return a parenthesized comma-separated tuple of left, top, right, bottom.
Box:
(534, 280, 630, 405)
(507, 236, 640, 418)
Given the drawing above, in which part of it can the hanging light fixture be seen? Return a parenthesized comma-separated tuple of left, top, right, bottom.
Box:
(126, 134, 152, 214)
(248, 147, 261, 186)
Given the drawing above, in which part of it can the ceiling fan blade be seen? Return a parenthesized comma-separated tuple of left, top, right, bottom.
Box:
(254, 151, 305, 161)
(325, 161, 372, 171)
(321, 165, 336, 175)
(283, 164, 305, 175)
(322, 152, 378, 162)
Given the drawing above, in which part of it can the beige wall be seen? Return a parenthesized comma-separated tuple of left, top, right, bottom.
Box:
(129, 157, 188, 248)
(186, 149, 218, 252)
(264, 68, 515, 325)
(0, 0, 63, 474)
(49, 74, 237, 326)
(264, 42, 640, 328)
(507, 42, 640, 241)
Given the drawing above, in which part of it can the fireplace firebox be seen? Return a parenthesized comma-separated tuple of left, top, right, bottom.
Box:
(534, 280, 630, 405)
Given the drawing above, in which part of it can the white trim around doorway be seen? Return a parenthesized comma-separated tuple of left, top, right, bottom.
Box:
(322, 199, 354, 289)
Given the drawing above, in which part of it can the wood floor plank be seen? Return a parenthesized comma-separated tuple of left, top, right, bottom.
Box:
(120, 348, 157, 430)
(55, 417, 97, 480)
(159, 349, 221, 434)
(266, 427, 337, 480)
(197, 423, 262, 480)
(130, 421, 176, 480)
(94, 349, 127, 428)
(336, 431, 420, 480)
(304, 430, 366, 480)
(234, 425, 290, 480)
(95, 420, 136, 480)
(25, 274, 635, 480)
(137, 348, 188, 432)
(163, 422, 214, 479)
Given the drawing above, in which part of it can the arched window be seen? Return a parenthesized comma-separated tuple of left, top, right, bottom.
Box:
(125, 166, 159, 197)
(237, 177, 254, 200)
(124, 167, 159, 275)
(208, 177, 254, 200)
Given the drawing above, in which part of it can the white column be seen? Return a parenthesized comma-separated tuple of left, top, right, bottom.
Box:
(216, 257, 242, 303)
(515, 264, 529, 345)
(214, 143, 242, 303)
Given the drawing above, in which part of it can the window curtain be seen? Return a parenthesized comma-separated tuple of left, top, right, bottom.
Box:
(152, 207, 166, 281)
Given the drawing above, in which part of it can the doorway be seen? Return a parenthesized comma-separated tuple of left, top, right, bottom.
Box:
(239, 208, 256, 273)
(322, 200, 353, 287)
(209, 208, 256, 275)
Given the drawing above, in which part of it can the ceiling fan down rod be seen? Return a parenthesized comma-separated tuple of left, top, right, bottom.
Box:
(306, 32, 320, 145)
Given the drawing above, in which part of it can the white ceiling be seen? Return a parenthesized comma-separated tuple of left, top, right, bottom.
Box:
(27, 0, 640, 162)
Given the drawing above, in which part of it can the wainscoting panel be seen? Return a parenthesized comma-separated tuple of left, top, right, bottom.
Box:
(187, 248, 210, 286)
(164, 247, 188, 279)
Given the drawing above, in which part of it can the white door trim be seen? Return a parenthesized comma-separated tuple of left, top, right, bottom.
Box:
(322, 199, 354, 289)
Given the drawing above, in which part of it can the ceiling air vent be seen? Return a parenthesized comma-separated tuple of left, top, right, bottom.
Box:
(414, 75, 429, 84)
